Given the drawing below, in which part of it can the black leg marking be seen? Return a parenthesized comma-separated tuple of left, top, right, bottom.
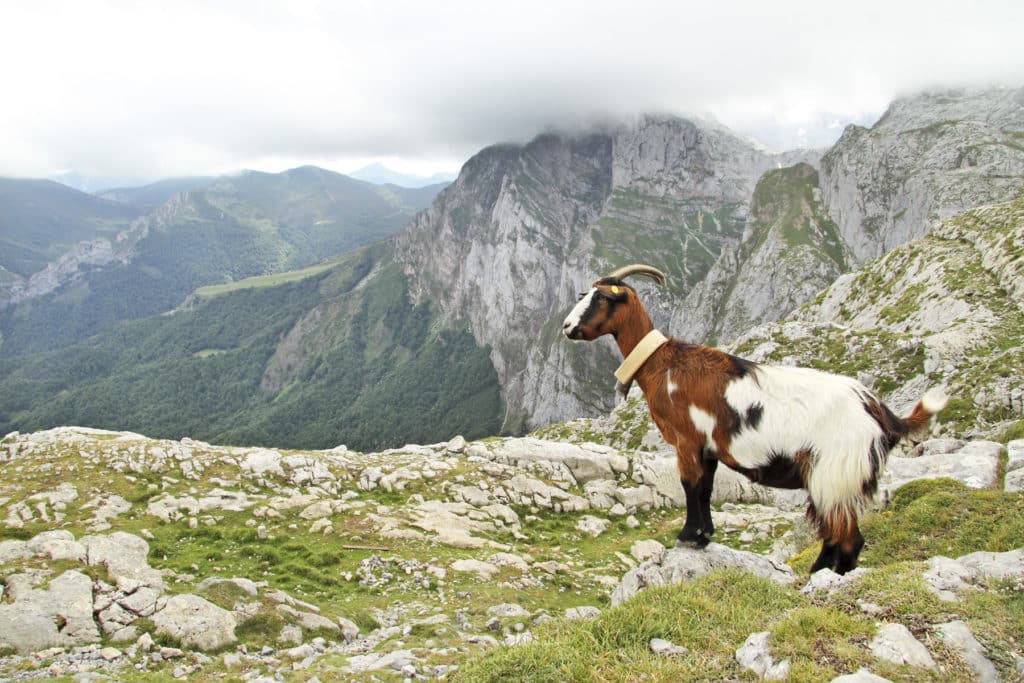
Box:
(809, 542, 838, 573)
(835, 529, 865, 575)
(698, 457, 718, 541)
(676, 480, 709, 547)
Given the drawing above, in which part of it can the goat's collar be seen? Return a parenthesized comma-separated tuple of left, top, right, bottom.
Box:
(614, 329, 669, 388)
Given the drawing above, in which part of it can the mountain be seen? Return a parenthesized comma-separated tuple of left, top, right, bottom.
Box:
(670, 162, 849, 344)
(394, 89, 1022, 432)
(0, 166, 445, 355)
(0, 177, 144, 283)
(397, 117, 814, 432)
(349, 161, 457, 187)
(97, 176, 218, 212)
(820, 87, 1024, 263)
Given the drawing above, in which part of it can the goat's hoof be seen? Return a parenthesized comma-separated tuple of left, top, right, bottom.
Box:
(674, 535, 711, 549)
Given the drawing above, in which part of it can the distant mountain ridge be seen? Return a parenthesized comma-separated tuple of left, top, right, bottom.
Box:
(0, 166, 445, 355)
(349, 162, 456, 188)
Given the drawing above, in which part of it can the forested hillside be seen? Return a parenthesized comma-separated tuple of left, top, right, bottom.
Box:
(0, 243, 501, 451)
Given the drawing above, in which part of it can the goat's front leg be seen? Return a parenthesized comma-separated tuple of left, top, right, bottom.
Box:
(698, 452, 718, 540)
(675, 446, 715, 547)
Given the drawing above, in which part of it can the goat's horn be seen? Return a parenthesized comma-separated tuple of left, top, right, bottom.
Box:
(607, 264, 667, 287)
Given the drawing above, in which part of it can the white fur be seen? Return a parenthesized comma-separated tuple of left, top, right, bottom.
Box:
(921, 388, 949, 414)
(666, 370, 678, 401)
(563, 288, 597, 335)
(688, 405, 717, 453)
(724, 365, 883, 515)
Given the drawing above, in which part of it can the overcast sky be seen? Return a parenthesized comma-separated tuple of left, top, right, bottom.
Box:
(2, 0, 1023, 183)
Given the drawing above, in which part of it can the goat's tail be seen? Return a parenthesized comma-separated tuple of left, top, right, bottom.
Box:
(901, 388, 949, 433)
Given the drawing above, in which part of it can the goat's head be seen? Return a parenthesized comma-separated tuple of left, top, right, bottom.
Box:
(562, 264, 666, 341)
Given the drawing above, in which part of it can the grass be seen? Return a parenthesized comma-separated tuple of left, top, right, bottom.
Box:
(453, 570, 800, 682)
(457, 477, 1024, 682)
(191, 256, 346, 299)
(860, 479, 1024, 565)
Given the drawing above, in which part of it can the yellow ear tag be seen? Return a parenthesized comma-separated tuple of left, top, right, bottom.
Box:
(611, 286, 620, 294)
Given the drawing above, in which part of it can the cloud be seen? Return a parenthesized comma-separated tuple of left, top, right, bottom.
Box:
(1, 0, 1022, 179)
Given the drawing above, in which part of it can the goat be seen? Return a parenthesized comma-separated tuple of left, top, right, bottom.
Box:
(562, 263, 947, 574)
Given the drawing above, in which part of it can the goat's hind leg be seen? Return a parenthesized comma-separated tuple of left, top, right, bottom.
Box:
(835, 523, 865, 575)
(809, 541, 838, 573)
(808, 503, 864, 575)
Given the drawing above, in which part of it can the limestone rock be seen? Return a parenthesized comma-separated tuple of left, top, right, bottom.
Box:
(27, 530, 86, 562)
(1006, 439, 1024, 493)
(830, 670, 893, 683)
(564, 606, 601, 621)
(0, 570, 98, 653)
(868, 623, 936, 669)
(151, 594, 237, 651)
(630, 539, 666, 564)
(923, 548, 1024, 601)
(81, 532, 164, 589)
(801, 568, 870, 596)
(649, 637, 688, 657)
(487, 603, 531, 619)
(611, 542, 794, 606)
(337, 616, 360, 642)
(345, 649, 419, 673)
(0, 539, 32, 562)
(450, 559, 500, 579)
(934, 620, 1000, 683)
(880, 440, 1003, 499)
(575, 515, 610, 538)
(482, 438, 628, 484)
(277, 604, 340, 632)
(736, 631, 790, 680)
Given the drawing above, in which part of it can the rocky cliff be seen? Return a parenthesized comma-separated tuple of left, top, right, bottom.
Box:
(670, 162, 849, 344)
(820, 87, 1024, 264)
(397, 116, 798, 431)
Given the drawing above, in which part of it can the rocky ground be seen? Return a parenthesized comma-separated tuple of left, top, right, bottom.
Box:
(1, 423, 1022, 682)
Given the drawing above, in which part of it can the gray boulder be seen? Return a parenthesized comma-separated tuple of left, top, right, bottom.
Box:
(81, 532, 164, 589)
(923, 549, 1024, 601)
(611, 542, 795, 606)
(1006, 439, 1024, 493)
(735, 631, 790, 680)
(0, 570, 99, 653)
(151, 594, 238, 651)
(868, 623, 936, 669)
(830, 670, 893, 683)
(881, 440, 1003, 500)
(934, 620, 1000, 683)
(27, 530, 86, 562)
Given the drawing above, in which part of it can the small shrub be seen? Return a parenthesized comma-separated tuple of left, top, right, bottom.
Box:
(236, 610, 285, 643)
